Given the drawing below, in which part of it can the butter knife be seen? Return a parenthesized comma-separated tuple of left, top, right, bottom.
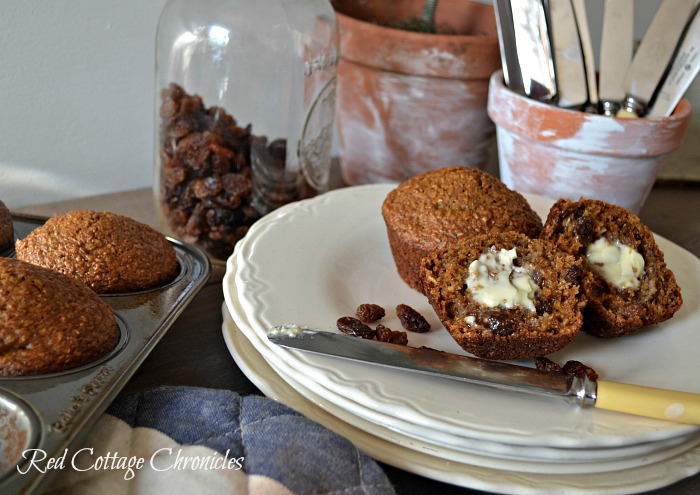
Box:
(510, 0, 557, 101)
(647, 6, 700, 117)
(546, 0, 588, 108)
(494, 0, 526, 94)
(269, 328, 700, 425)
(618, 0, 698, 117)
(571, 0, 598, 110)
(598, 0, 634, 115)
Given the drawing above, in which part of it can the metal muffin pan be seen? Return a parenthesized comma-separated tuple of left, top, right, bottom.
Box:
(0, 214, 211, 494)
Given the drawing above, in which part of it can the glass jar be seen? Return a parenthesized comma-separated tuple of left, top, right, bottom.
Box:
(154, 0, 337, 260)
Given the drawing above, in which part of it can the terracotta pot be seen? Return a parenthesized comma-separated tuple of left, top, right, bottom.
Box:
(332, 0, 502, 185)
(487, 71, 692, 214)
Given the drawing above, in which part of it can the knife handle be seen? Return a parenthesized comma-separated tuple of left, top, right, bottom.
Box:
(596, 380, 700, 425)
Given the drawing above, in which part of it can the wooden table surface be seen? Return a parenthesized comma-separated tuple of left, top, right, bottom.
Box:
(14, 184, 700, 495)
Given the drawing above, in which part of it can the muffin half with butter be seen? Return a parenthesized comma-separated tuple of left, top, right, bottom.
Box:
(539, 198, 682, 338)
(420, 232, 586, 360)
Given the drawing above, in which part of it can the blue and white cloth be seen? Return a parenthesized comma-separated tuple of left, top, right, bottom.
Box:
(49, 386, 396, 495)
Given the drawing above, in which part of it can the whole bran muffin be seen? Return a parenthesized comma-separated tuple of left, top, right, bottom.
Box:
(420, 232, 586, 360)
(539, 198, 682, 338)
(15, 210, 179, 293)
(0, 257, 119, 376)
(382, 167, 543, 292)
(0, 199, 12, 248)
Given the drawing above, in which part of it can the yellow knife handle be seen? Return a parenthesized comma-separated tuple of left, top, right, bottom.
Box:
(596, 380, 700, 425)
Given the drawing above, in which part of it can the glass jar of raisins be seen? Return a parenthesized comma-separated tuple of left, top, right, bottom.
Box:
(154, 0, 337, 261)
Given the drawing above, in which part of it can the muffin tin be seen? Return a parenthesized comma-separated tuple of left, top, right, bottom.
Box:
(0, 214, 211, 494)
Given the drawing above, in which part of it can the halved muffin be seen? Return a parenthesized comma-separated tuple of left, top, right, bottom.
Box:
(539, 198, 682, 338)
(420, 232, 586, 360)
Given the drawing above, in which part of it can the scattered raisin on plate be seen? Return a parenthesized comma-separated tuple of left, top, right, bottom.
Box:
(535, 356, 598, 381)
(356, 303, 386, 323)
(336, 316, 376, 339)
(376, 324, 408, 345)
(396, 304, 430, 333)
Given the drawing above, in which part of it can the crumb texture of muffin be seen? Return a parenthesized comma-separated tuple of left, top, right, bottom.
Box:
(539, 198, 682, 338)
(0, 199, 13, 247)
(15, 210, 179, 293)
(382, 166, 543, 292)
(420, 232, 586, 360)
(0, 258, 119, 376)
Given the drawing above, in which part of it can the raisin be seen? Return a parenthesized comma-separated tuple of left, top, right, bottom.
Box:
(486, 314, 515, 336)
(563, 264, 583, 285)
(157, 83, 260, 259)
(356, 303, 386, 323)
(534, 356, 563, 373)
(376, 324, 408, 345)
(336, 316, 376, 339)
(573, 216, 595, 245)
(396, 304, 430, 333)
(562, 360, 599, 381)
(535, 357, 599, 382)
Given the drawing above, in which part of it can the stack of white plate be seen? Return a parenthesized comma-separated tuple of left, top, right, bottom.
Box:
(222, 184, 700, 494)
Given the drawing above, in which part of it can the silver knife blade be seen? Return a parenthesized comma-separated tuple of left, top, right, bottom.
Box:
(268, 327, 700, 424)
(546, 0, 588, 108)
(510, 0, 557, 101)
(268, 328, 594, 405)
(494, 0, 526, 94)
(619, 0, 697, 117)
(598, 0, 634, 115)
(647, 5, 700, 117)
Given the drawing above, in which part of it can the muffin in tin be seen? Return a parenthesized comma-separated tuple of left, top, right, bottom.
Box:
(382, 166, 543, 292)
(15, 210, 179, 293)
(0, 258, 119, 376)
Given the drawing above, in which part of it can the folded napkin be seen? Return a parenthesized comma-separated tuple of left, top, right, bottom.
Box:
(48, 386, 396, 495)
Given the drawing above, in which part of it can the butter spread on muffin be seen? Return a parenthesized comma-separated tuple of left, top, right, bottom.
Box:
(421, 232, 585, 360)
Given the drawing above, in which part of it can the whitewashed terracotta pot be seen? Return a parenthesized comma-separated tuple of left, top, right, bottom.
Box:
(487, 71, 692, 214)
(333, 0, 502, 185)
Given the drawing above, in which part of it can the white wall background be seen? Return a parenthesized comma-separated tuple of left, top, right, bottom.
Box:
(0, 0, 168, 208)
(0, 0, 697, 208)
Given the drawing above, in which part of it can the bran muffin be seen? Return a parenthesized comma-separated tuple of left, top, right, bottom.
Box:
(382, 167, 543, 292)
(0, 258, 119, 376)
(420, 232, 585, 360)
(15, 210, 179, 293)
(539, 198, 682, 338)
(0, 200, 12, 248)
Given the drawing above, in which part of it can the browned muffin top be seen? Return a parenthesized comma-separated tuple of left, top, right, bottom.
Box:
(382, 166, 542, 249)
(0, 199, 13, 247)
(15, 210, 179, 293)
(0, 257, 119, 376)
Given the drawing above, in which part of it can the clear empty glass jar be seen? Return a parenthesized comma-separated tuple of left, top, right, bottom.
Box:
(154, 0, 337, 260)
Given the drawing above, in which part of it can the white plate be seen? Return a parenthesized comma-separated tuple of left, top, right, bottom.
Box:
(226, 254, 700, 465)
(222, 303, 700, 495)
(227, 184, 700, 448)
